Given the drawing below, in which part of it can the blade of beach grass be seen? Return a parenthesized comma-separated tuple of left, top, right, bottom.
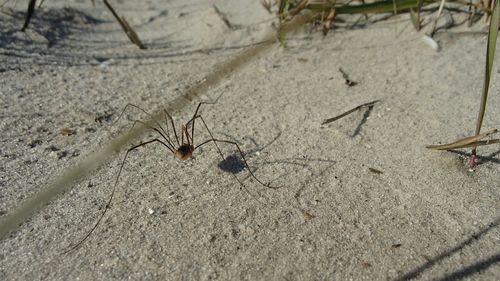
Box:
(475, 0, 499, 137)
(409, 0, 424, 30)
(279, 0, 289, 17)
(305, 0, 473, 15)
(469, 0, 499, 168)
(278, 0, 290, 45)
(308, 0, 427, 14)
(321, 99, 380, 125)
(484, 0, 493, 21)
(289, 0, 309, 17)
(427, 129, 499, 150)
(430, 139, 500, 149)
(416, 0, 424, 30)
(410, 8, 419, 29)
(20, 0, 36, 31)
(0, 11, 316, 241)
(103, 0, 146, 49)
(430, 0, 447, 36)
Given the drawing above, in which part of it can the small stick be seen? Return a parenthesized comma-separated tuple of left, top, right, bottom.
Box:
(339, 68, 358, 87)
(321, 99, 380, 125)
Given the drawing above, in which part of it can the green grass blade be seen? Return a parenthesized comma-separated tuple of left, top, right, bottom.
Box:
(410, 8, 418, 29)
(475, 0, 499, 135)
(309, 0, 420, 14)
(278, 0, 290, 45)
(307, 0, 465, 15)
(279, 0, 288, 16)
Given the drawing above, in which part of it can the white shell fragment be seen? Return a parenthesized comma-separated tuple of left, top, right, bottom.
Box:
(422, 35, 440, 52)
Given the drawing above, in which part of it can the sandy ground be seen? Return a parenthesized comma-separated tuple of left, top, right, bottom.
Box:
(1, 0, 499, 280)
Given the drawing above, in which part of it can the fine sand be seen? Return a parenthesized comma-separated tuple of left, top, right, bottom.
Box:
(1, 0, 499, 280)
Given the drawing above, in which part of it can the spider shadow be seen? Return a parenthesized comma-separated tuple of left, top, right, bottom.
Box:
(218, 154, 245, 174)
(216, 128, 282, 175)
(394, 216, 500, 281)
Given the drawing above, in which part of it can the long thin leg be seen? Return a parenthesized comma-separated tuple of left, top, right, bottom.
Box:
(186, 101, 216, 146)
(63, 138, 172, 254)
(114, 103, 176, 147)
(189, 103, 204, 145)
(129, 119, 175, 153)
(195, 138, 267, 205)
(194, 115, 281, 190)
(181, 125, 190, 146)
(163, 109, 180, 146)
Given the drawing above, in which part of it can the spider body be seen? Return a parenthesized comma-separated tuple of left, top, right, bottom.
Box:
(175, 144, 194, 160)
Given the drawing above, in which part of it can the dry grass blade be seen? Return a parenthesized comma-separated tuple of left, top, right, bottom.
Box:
(430, 0, 447, 36)
(426, 129, 499, 150)
(416, 0, 424, 30)
(20, 0, 36, 31)
(321, 99, 380, 125)
(103, 0, 146, 49)
(288, 0, 309, 17)
(322, 8, 337, 35)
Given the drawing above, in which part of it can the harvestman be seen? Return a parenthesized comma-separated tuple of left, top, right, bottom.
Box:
(64, 101, 280, 253)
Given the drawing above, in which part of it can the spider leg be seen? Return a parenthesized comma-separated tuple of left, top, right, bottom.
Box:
(128, 119, 175, 153)
(193, 115, 281, 189)
(63, 138, 172, 254)
(195, 138, 267, 206)
(114, 103, 171, 144)
(185, 101, 218, 147)
(182, 125, 190, 146)
(163, 109, 180, 147)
